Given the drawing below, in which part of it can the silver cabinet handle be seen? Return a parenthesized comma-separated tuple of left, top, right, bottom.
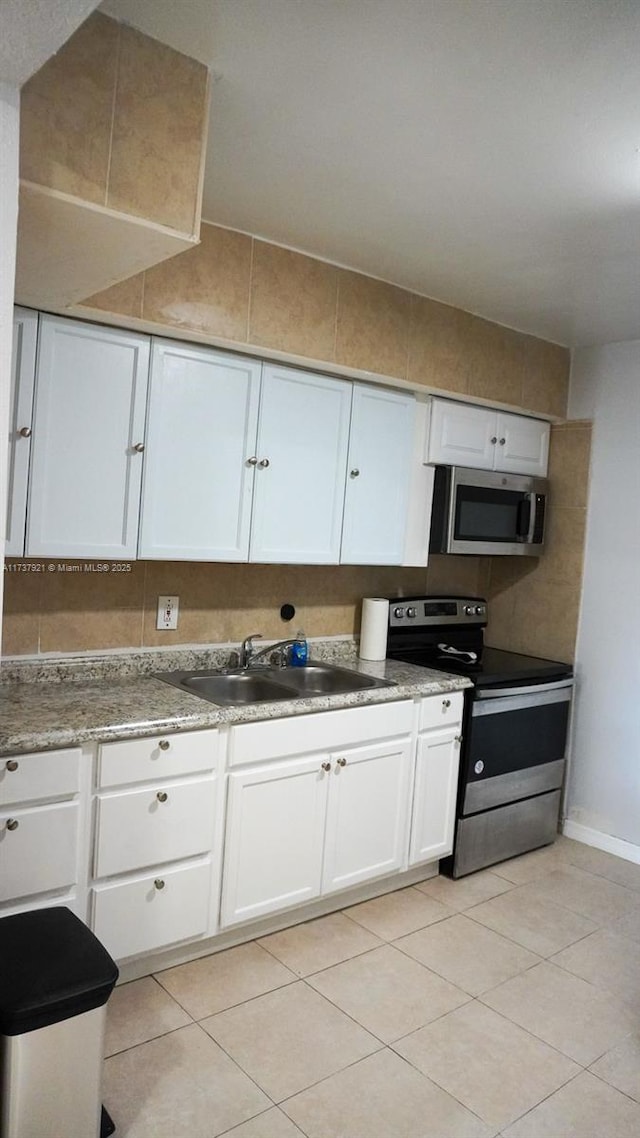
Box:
(247, 456, 258, 465)
(443, 698, 451, 708)
(258, 458, 270, 468)
(336, 757, 347, 767)
(6, 760, 19, 772)
(18, 427, 32, 438)
(350, 468, 360, 478)
(6, 819, 19, 832)
(490, 436, 498, 445)
(321, 761, 331, 772)
(156, 791, 168, 803)
(158, 739, 170, 751)
(133, 442, 145, 452)
(499, 437, 506, 445)
(154, 878, 165, 890)
(455, 735, 462, 744)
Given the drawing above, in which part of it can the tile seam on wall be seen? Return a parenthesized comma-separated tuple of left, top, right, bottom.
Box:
(246, 237, 255, 344)
(103, 17, 121, 211)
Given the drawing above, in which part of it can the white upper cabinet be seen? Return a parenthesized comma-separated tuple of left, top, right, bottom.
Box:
(249, 365, 351, 564)
(426, 398, 550, 477)
(341, 385, 415, 565)
(6, 308, 38, 556)
(139, 342, 261, 561)
(26, 316, 150, 558)
(496, 411, 550, 476)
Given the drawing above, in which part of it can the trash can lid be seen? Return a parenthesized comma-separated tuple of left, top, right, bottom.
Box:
(0, 907, 119, 1036)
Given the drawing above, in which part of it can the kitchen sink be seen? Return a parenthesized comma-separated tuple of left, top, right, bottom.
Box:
(154, 661, 394, 706)
(271, 663, 385, 695)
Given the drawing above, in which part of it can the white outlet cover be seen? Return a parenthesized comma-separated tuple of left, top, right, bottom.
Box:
(157, 595, 179, 630)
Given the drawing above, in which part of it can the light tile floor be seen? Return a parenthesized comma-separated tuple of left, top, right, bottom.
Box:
(103, 837, 640, 1137)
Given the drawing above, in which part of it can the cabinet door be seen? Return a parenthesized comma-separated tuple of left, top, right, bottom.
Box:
(0, 801, 79, 901)
(427, 399, 496, 470)
(139, 342, 261, 560)
(341, 386, 415, 565)
(6, 308, 37, 556)
(495, 412, 550, 477)
(322, 737, 412, 894)
(94, 776, 216, 877)
(221, 756, 329, 927)
(249, 365, 351, 563)
(26, 316, 149, 558)
(92, 859, 211, 961)
(409, 728, 461, 865)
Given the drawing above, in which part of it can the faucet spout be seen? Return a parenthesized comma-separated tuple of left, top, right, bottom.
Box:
(246, 638, 304, 669)
(239, 633, 263, 668)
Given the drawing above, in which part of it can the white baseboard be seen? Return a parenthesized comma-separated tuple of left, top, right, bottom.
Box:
(562, 819, 640, 866)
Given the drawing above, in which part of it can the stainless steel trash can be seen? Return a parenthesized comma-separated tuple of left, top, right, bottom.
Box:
(0, 907, 119, 1138)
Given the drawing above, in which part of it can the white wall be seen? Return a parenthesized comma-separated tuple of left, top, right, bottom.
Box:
(565, 341, 640, 854)
(0, 83, 20, 624)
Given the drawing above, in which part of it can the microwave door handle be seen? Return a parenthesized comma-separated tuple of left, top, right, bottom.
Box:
(516, 494, 535, 542)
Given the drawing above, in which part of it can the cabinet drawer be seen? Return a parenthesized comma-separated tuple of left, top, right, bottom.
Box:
(92, 859, 212, 961)
(419, 691, 464, 732)
(95, 776, 216, 877)
(229, 700, 414, 767)
(98, 730, 218, 788)
(0, 802, 79, 901)
(0, 748, 80, 807)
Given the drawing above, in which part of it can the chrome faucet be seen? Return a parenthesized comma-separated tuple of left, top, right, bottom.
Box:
(239, 634, 304, 669)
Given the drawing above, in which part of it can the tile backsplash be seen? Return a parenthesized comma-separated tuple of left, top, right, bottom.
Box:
(1, 557, 486, 658)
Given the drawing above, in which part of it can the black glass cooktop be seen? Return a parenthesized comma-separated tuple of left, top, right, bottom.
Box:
(391, 645, 572, 690)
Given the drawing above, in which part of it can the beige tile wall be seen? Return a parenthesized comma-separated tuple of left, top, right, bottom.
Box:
(83, 222, 570, 420)
(485, 422, 592, 663)
(20, 12, 208, 235)
(1, 557, 487, 658)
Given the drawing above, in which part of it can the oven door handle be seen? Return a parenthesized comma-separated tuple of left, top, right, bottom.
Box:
(473, 683, 572, 717)
(475, 677, 573, 699)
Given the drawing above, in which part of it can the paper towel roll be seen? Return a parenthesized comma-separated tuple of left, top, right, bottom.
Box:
(359, 598, 389, 661)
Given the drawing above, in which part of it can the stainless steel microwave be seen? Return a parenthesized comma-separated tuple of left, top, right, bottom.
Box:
(429, 466, 547, 556)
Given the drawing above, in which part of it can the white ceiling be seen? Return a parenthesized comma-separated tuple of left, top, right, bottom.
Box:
(102, 0, 640, 347)
(0, 0, 100, 86)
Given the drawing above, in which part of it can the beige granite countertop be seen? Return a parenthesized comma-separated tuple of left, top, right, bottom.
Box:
(0, 643, 471, 756)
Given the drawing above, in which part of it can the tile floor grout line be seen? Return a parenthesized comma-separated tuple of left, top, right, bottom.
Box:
(587, 1059, 640, 1106)
(386, 1045, 493, 1131)
(497, 1067, 588, 1135)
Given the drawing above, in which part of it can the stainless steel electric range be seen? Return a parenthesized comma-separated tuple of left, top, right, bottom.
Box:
(387, 596, 574, 877)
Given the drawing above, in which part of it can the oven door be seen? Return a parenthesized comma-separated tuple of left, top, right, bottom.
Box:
(462, 680, 572, 816)
(444, 467, 546, 556)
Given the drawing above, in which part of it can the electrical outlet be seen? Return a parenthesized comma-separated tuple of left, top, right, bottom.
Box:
(157, 595, 179, 630)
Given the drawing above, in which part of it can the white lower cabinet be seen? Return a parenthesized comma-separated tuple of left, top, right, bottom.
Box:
(409, 709, 463, 865)
(91, 729, 220, 961)
(322, 738, 412, 893)
(0, 747, 82, 910)
(0, 801, 79, 902)
(92, 860, 213, 962)
(221, 756, 328, 927)
(220, 704, 415, 928)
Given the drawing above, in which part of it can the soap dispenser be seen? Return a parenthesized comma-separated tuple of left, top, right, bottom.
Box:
(290, 629, 308, 667)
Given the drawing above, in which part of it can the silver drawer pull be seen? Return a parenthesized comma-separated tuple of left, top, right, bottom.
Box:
(442, 698, 451, 708)
(350, 468, 360, 478)
(336, 757, 347, 767)
(258, 458, 270, 468)
(154, 878, 165, 890)
(456, 735, 463, 745)
(18, 426, 32, 438)
(133, 442, 145, 452)
(6, 819, 19, 832)
(158, 739, 170, 751)
(321, 761, 331, 772)
(156, 791, 168, 803)
(6, 760, 19, 772)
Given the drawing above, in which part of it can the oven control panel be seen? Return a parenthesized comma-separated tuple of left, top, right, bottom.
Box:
(389, 596, 487, 628)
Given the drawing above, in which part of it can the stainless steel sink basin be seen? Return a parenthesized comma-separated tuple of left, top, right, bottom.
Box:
(273, 663, 385, 695)
(176, 670, 294, 705)
(154, 661, 393, 706)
